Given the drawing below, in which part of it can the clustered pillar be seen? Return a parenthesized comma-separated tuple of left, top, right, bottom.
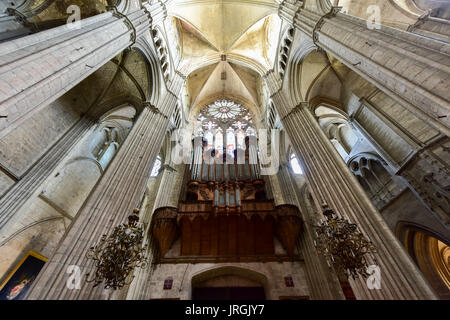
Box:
(25, 79, 182, 298)
(126, 145, 187, 300)
(275, 98, 436, 300)
(267, 156, 345, 299)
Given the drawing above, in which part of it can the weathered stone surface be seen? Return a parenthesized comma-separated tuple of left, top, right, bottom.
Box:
(277, 99, 437, 300)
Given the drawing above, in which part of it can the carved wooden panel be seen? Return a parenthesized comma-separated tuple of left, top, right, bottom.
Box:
(180, 215, 275, 257)
(151, 207, 178, 259)
(275, 205, 303, 256)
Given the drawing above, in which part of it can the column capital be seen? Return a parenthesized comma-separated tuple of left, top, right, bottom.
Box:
(167, 71, 186, 95)
(142, 102, 169, 119)
(263, 69, 282, 96)
(278, 0, 304, 26)
(107, 6, 152, 46)
(107, 6, 137, 45)
(281, 101, 309, 121)
(407, 9, 433, 33)
(142, 0, 167, 26)
(312, 6, 342, 47)
(160, 163, 176, 173)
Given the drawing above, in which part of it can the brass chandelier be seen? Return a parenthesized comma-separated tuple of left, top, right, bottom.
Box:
(86, 209, 148, 290)
(314, 207, 377, 279)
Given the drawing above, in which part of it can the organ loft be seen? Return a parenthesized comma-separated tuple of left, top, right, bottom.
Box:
(0, 0, 448, 300)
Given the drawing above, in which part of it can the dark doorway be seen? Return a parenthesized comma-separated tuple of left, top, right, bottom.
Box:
(192, 287, 266, 300)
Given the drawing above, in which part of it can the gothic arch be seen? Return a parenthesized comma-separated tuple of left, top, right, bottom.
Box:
(314, 104, 358, 160)
(88, 96, 143, 121)
(396, 223, 450, 299)
(347, 152, 389, 175)
(287, 44, 343, 107)
(0, 216, 66, 284)
(39, 104, 137, 218)
(396, 221, 450, 247)
(347, 152, 399, 209)
(133, 36, 164, 106)
(188, 95, 262, 131)
(287, 37, 317, 105)
(190, 266, 269, 299)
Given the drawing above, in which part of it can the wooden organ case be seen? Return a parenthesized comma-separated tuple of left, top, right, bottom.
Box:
(151, 138, 303, 264)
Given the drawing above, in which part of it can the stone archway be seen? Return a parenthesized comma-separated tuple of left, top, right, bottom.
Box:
(397, 224, 450, 300)
(191, 266, 268, 300)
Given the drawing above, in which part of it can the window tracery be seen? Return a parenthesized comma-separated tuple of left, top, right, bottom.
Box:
(195, 99, 255, 158)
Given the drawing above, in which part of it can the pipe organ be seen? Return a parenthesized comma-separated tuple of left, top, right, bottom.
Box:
(151, 101, 303, 264)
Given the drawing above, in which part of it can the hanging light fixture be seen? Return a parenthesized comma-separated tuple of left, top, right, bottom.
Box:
(313, 207, 377, 279)
(86, 209, 148, 290)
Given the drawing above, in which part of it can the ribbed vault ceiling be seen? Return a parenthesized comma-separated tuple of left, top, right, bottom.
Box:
(165, 0, 281, 115)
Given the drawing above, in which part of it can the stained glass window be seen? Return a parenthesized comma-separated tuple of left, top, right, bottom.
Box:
(226, 128, 236, 157)
(150, 156, 162, 177)
(290, 153, 303, 175)
(195, 99, 255, 158)
(207, 99, 245, 120)
(246, 127, 256, 136)
(214, 128, 224, 153)
(236, 130, 246, 150)
(204, 131, 214, 150)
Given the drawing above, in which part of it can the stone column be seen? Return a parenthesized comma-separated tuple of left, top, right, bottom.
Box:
(125, 130, 188, 300)
(125, 161, 186, 300)
(296, 202, 346, 300)
(270, 161, 345, 299)
(275, 97, 437, 299)
(153, 165, 186, 211)
(279, 3, 450, 135)
(25, 88, 181, 299)
(247, 135, 260, 177)
(0, 7, 150, 139)
(0, 116, 93, 230)
(276, 163, 299, 206)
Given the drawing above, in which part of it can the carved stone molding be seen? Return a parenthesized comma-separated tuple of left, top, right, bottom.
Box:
(5, 7, 38, 32)
(281, 101, 308, 121)
(407, 9, 433, 32)
(107, 5, 137, 45)
(142, 102, 168, 119)
(278, 0, 304, 26)
(312, 6, 342, 47)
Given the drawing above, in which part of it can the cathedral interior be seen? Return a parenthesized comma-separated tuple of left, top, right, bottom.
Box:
(0, 0, 449, 301)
